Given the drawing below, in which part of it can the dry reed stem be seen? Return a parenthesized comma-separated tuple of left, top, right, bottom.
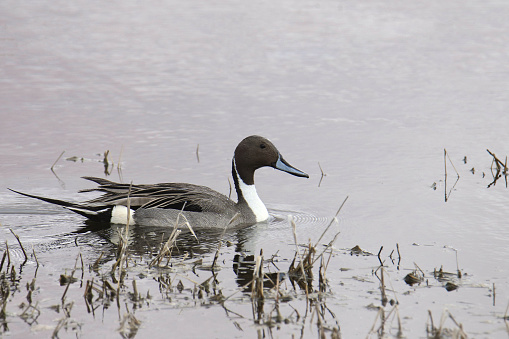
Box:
(428, 309, 468, 338)
(0, 249, 7, 273)
(51, 150, 65, 171)
(111, 182, 133, 281)
(487, 149, 508, 188)
(251, 253, 264, 300)
(9, 229, 27, 264)
(444, 149, 460, 202)
(32, 247, 39, 268)
(150, 227, 181, 268)
(318, 162, 326, 187)
(487, 149, 508, 173)
(179, 212, 197, 241)
(61, 254, 82, 302)
(379, 266, 387, 306)
(5, 242, 10, 269)
(289, 216, 307, 280)
(308, 197, 348, 268)
(444, 149, 460, 178)
(211, 213, 240, 270)
(103, 150, 112, 175)
(367, 304, 402, 338)
(51, 301, 74, 338)
(117, 145, 124, 182)
(366, 306, 384, 338)
(149, 205, 203, 267)
(377, 246, 384, 266)
(314, 196, 348, 248)
(92, 252, 104, 272)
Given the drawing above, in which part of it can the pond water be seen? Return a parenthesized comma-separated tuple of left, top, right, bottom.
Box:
(1, 0, 509, 338)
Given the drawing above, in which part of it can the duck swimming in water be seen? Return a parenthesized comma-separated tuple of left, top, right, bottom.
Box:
(10, 135, 309, 228)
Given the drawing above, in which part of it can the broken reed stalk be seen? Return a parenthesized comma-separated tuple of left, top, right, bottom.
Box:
(455, 250, 462, 278)
(52, 301, 75, 338)
(289, 216, 307, 280)
(150, 203, 201, 268)
(92, 252, 104, 272)
(446, 311, 467, 337)
(251, 252, 264, 300)
(396, 243, 401, 265)
(377, 246, 384, 266)
(32, 248, 39, 268)
(111, 182, 133, 276)
(0, 251, 6, 273)
(367, 307, 384, 336)
(117, 145, 124, 182)
(9, 229, 28, 264)
(314, 196, 348, 248)
(309, 197, 349, 268)
(149, 227, 181, 268)
(444, 149, 461, 202)
(487, 149, 508, 173)
(5, 241, 10, 270)
(367, 303, 402, 337)
(318, 162, 326, 187)
(126, 182, 132, 227)
(61, 254, 82, 301)
(318, 248, 334, 293)
(51, 150, 65, 171)
(212, 212, 240, 270)
(427, 310, 435, 333)
(493, 283, 496, 306)
(444, 149, 460, 178)
(487, 149, 509, 188)
(181, 212, 198, 241)
(103, 150, 111, 175)
(379, 266, 387, 306)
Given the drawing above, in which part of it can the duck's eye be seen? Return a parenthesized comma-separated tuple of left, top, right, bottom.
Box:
(260, 143, 266, 149)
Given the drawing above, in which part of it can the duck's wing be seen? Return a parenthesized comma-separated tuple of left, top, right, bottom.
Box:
(10, 177, 236, 221)
(81, 177, 235, 213)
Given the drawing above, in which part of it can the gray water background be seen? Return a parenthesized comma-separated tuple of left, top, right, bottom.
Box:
(1, 0, 509, 337)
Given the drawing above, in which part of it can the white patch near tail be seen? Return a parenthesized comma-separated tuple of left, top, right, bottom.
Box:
(111, 205, 135, 225)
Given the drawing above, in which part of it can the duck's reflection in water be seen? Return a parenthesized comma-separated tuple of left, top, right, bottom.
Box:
(76, 220, 284, 290)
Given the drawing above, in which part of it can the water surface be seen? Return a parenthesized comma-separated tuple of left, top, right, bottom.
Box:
(1, 0, 509, 337)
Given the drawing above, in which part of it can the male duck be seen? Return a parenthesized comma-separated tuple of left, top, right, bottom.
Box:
(10, 136, 309, 228)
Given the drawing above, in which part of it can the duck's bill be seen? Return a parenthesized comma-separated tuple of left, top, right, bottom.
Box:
(273, 154, 309, 178)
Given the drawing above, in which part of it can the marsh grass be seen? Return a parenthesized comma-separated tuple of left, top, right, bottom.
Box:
(426, 309, 467, 339)
(487, 149, 509, 188)
(1, 194, 503, 338)
(0, 221, 461, 339)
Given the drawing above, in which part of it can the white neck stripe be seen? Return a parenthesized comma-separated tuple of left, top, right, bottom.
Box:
(234, 161, 269, 222)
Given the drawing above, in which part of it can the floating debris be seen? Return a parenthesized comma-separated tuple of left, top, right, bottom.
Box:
(404, 272, 423, 286)
(445, 282, 459, 292)
(350, 245, 372, 256)
(59, 274, 78, 286)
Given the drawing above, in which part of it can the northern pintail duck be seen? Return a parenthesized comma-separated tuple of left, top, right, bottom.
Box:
(10, 136, 309, 228)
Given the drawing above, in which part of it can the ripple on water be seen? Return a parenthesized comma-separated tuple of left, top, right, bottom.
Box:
(270, 207, 330, 229)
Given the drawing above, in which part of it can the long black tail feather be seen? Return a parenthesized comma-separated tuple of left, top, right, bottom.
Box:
(8, 188, 111, 221)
